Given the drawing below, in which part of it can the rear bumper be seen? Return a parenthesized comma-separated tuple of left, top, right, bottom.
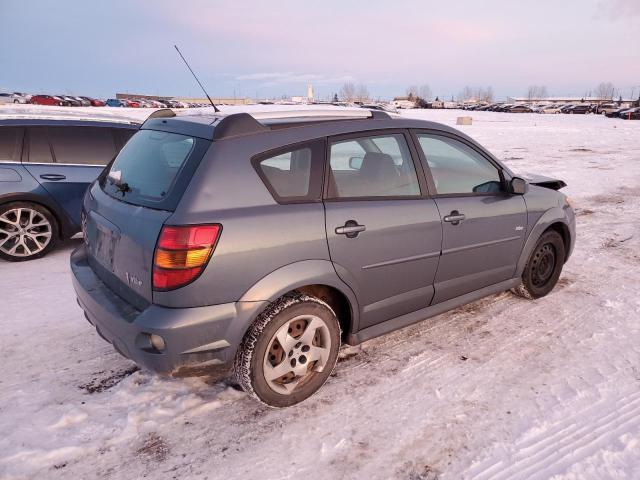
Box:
(70, 245, 267, 375)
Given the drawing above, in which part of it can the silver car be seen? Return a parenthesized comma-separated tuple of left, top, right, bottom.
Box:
(0, 92, 30, 104)
(71, 109, 576, 407)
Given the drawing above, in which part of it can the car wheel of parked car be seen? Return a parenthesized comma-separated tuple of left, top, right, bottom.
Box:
(0, 202, 58, 262)
(511, 230, 565, 300)
(234, 293, 341, 407)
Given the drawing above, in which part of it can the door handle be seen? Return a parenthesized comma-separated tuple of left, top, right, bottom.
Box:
(443, 210, 466, 225)
(335, 220, 366, 238)
(39, 174, 67, 181)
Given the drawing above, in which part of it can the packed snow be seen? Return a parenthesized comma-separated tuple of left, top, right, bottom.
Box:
(1, 105, 639, 480)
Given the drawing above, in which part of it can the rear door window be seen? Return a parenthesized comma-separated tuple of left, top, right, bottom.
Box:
(101, 129, 209, 210)
(27, 127, 54, 164)
(327, 133, 421, 198)
(0, 127, 23, 162)
(49, 126, 117, 165)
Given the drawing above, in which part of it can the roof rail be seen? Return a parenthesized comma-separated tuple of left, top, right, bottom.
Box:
(210, 109, 392, 140)
(248, 109, 374, 120)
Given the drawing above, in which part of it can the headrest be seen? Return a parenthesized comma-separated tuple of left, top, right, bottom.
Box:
(360, 152, 395, 178)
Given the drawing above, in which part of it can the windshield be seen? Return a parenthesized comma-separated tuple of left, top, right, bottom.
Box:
(101, 129, 209, 210)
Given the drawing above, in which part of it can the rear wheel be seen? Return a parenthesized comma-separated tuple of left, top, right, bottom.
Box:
(0, 202, 58, 261)
(512, 230, 565, 299)
(234, 293, 341, 407)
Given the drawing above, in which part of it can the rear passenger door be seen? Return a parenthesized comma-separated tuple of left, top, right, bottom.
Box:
(323, 131, 442, 330)
(413, 132, 527, 303)
(23, 126, 126, 226)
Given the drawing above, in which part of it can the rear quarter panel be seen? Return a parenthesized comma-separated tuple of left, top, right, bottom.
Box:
(153, 140, 331, 308)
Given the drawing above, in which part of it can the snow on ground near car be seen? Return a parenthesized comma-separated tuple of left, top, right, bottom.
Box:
(1, 107, 639, 480)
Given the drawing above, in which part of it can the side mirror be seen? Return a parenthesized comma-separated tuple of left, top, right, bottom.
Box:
(349, 156, 363, 170)
(509, 176, 528, 195)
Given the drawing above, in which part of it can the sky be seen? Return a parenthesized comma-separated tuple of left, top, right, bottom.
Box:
(1, 0, 639, 101)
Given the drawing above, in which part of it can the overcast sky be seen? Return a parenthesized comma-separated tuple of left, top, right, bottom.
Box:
(1, 0, 639, 100)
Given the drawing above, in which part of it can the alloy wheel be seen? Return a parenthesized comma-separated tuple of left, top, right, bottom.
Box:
(263, 315, 332, 395)
(0, 207, 52, 258)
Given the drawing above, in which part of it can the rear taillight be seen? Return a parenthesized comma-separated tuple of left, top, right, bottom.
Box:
(153, 224, 221, 291)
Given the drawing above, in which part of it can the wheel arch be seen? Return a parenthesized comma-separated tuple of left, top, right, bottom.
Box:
(239, 260, 360, 340)
(0, 192, 74, 240)
(545, 222, 571, 263)
(516, 207, 573, 277)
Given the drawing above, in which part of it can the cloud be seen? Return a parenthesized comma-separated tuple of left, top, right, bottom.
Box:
(597, 0, 640, 20)
(235, 72, 356, 87)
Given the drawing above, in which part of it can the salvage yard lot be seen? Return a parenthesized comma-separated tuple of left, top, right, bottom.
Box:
(1, 108, 639, 480)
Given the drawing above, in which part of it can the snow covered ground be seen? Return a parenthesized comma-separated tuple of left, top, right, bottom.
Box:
(1, 106, 639, 480)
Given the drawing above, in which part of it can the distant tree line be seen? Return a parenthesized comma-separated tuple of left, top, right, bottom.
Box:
(458, 86, 494, 102)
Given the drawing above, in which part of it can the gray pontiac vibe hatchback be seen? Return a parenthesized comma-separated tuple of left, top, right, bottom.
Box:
(71, 109, 576, 407)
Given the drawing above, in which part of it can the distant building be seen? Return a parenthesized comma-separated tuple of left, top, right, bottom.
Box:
(307, 84, 315, 102)
(392, 96, 416, 109)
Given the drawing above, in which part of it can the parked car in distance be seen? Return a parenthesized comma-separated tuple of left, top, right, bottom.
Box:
(13, 92, 32, 104)
(30, 94, 65, 106)
(619, 107, 640, 120)
(596, 103, 622, 115)
(105, 98, 127, 107)
(0, 117, 138, 261)
(72, 96, 91, 107)
(0, 93, 28, 104)
(539, 104, 562, 114)
(567, 104, 591, 114)
(71, 109, 576, 407)
(509, 104, 535, 113)
(80, 97, 106, 107)
(58, 96, 83, 107)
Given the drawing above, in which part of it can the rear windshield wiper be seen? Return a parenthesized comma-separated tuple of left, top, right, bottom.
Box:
(107, 170, 131, 195)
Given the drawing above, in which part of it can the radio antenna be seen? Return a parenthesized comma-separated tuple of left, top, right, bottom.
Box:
(174, 45, 220, 112)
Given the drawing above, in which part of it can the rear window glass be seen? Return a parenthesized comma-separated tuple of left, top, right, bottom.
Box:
(49, 126, 117, 165)
(258, 148, 311, 198)
(101, 129, 207, 210)
(252, 139, 325, 203)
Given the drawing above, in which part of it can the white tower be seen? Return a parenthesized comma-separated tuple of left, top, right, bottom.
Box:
(307, 84, 314, 103)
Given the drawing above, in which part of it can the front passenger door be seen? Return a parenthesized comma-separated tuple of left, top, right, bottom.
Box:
(414, 132, 527, 304)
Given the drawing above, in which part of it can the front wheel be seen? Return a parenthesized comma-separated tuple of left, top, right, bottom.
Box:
(234, 293, 341, 407)
(512, 230, 565, 299)
(0, 202, 58, 261)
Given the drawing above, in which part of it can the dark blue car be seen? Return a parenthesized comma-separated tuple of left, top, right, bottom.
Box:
(0, 119, 138, 261)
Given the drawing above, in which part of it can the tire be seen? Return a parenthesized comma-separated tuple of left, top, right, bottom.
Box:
(511, 230, 565, 299)
(234, 293, 341, 407)
(0, 202, 58, 262)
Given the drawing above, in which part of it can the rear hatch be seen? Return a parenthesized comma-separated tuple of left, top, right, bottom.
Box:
(84, 128, 210, 308)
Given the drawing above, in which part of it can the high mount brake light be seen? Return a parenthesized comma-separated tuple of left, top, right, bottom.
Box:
(153, 224, 221, 291)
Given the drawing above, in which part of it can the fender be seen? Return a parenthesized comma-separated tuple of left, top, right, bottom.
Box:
(516, 205, 574, 277)
(239, 259, 360, 330)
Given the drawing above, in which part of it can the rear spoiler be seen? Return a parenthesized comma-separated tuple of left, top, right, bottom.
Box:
(521, 173, 566, 191)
